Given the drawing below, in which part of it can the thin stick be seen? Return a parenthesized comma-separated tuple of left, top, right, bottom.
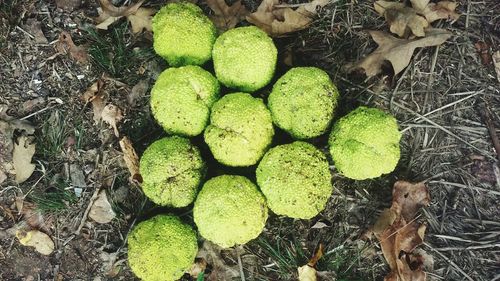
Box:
(479, 102, 500, 161)
(237, 247, 246, 281)
(75, 187, 101, 235)
(424, 242, 474, 281)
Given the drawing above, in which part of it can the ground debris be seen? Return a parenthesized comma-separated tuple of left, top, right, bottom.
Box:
(89, 190, 116, 224)
(206, 0, 250, 31)
(298, 244, 323, 281)
(95, 0, 154, 34)
(16, 229, 55, 255)
(55, 31, 89, 64)
(119, 136, 142, 184)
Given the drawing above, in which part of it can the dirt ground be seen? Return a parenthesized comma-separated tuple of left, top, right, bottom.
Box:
(0, 0, 499, 280)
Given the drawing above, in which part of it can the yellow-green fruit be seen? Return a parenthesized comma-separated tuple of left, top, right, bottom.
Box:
(256, 141, 332, 219)
(128, 215, 198, 281)
(204, 93, 274, 167)
(152, 2, 216, 66)
(268, 67, 340, 139)
(140, 136, 205, 207)
(151, 65, 220, 136)
(193, 175, 268, 248)
(212, 26, 277, 92)
(328, 106, 401, 180)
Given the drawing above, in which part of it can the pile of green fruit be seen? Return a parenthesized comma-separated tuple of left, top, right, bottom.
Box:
(128, 3, 402, 281)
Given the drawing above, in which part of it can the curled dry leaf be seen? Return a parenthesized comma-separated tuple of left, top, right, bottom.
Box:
(95, 0, 154, 34)
(247, 0, 330, 36)
(298, 244, 323, 281)
(410, 0, 459, 23)
(119, 137, 142, 183)
(16, 229, 55, 255)
(89, 190, 116, 224)
(13, 135, 36, 183)
(374, 1, 428, 37)
(101, 104, 123, 137)
(55, 31, 88, 64)
(127, 8, 155, 34)
(348, 28, 452, 77)
(82, 79, 106, 124)
(371, 181, 430, 281)
(206, 0, 250, 31)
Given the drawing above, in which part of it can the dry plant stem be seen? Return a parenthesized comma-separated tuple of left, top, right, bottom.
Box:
(479, 102, 500, 161)
(237, 248, 246, 281)
(423, 242, 474, 281)
(75, 186, 101, 235)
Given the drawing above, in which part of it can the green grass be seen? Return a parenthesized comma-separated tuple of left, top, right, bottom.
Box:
(86, 22, 156, 79)
(256, 236, 308, 279)
(29, 179, 77, 212)
(38, 110, 68, 159)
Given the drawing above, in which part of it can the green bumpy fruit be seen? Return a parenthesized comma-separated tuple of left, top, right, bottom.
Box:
(193, 175, 268, 248)
(140, 136, 205, 207)
(152, 2, 216, 66)
(328, 106, 402, 180)
(128, 215, 198, 281)
(256, 141, 333, 219)
(204, 93, 274, 167)
(268, 67, 340, 139)
(150, 65, 220, 136)
(212, 26, 277, 92)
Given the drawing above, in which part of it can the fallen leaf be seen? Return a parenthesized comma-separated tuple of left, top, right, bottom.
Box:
(82, 79, 106, 123)
(474, 42, 491, 65)
(127, 7, 155, 33)
(197, 241, 239, 281)
(16, 198, 53, 234)
(298, 244, 323, 281)
(119, 137, 142, 183)
(95, 0, 154, 34)
(493, 51, 500, 82)
(24, 18, 48, 44)
(247, 0, 329, 36)
(371, 181, 430, 281)
(13, 135, 36, 183)
(89, 190, 116, 224)
(410, 0, 459, 23)
(16, 229, 55, 255)
(189, 258, 208, 278)
(101, 104, 123, 137)
(55, 31, 88, 64)
(348, 28, 452, 77)
(374, 1, 428, 37)
(206, 0, 250, 31)
(127, 79, 149, 106)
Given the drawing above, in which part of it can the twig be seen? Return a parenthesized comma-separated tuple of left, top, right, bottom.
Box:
(479, 102, 500, 161)
(237, 247, 246, 281)
(423, 242, 474, 281)
(75, 187, 101, 235)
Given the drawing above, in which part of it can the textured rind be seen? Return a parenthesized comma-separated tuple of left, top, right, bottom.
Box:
(151, 65, 220, 136)
(128, 215, 198, 281)
(328, 106, 401, 180)
(268, 67, 340, 139)
(193, 175, 268, 248)
(212, 26, 277, 92)
(139, 136, 205, 207)
(204, 93, 274, 167)
(152, 2, 216, 66)
(256, 141, 332, 219)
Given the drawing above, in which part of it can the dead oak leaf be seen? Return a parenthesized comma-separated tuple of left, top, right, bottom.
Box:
(82, 79, 106, 124)
(298, 244, 323, 281)
(13, 135, 36, 184)
(247, 0, 329, 36)
(206, 0, 250, 31)
(55, 31, 88, 64)
(127, 8, 155, 33)
(374, 1, 428, 37)
(410, 0, 459, 23)
(392, 181, 430, 222)
(101, 104, 123, 137)
(119, 137, 142, 183)
(348, 28, 452, 77)
(95, 0, 154, 34)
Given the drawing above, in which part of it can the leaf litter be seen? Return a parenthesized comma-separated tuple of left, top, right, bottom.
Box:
(95, 0, 155, 34)
(206, 0, 250, 31)
(368, 181, 431, 281)
(298, 244, 323, 281)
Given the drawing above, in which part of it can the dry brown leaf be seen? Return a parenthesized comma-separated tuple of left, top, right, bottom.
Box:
(82, 79, 106, 124)
(16, 198, 53, 234)
(247, 0, 329, 36)
(349, 28, 452, 77)
(119, 137, 142, 183)
(372, 181, 430, 281)
(298, 244, 323, 281)
(24, 18, 48, 44)
(188, 258, 208, 278)
(474, 42, 491, 65)
(197, 241, 239, 281)
(16, 229, 55, 255)
(101, 104, 123, 137)
(13, 135, 36, 183)
(206, 0, 250, 31)
(374, 1, 428, 37)
(493, 51, 500, 82)
(410, 0, 459, 23)
(55, 31, 88, 64)
(89, 190, 116, 224)
(127, 8, 155, 34)
(99, 0, 144, 17)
